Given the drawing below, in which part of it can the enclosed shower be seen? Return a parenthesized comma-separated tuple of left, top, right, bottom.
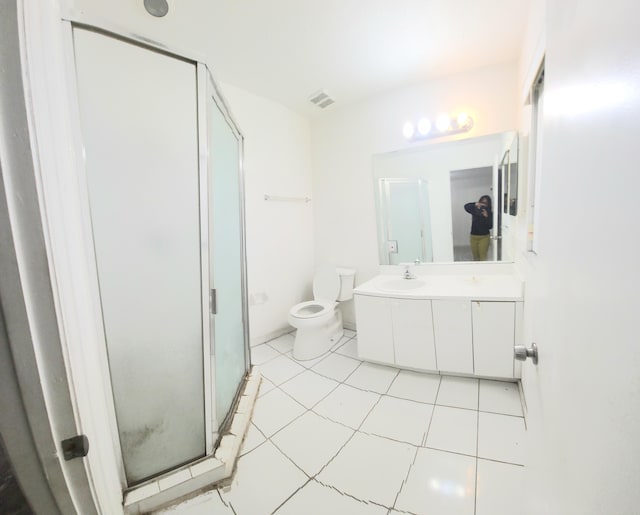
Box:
(71, 22, 250, 488)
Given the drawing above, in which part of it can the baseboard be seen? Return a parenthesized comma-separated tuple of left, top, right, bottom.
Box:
(250, 326, 293, 347)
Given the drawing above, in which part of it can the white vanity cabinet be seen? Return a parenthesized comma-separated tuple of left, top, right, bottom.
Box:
(354, 284, 523, 379)
(354, 295, 437, 371)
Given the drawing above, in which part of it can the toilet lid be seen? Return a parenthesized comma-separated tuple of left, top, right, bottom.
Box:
(313, 268, 340, 301)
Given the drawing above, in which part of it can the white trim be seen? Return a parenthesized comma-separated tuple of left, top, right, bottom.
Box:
(520, 33, 546, 106)
(58, 7, 207, 66)
(18, 2, 124, 513)
(197, 62, 216, 451)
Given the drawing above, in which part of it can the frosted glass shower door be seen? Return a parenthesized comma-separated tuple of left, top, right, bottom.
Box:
(73, 28, 205, 484)
(207, 90, 248, 429)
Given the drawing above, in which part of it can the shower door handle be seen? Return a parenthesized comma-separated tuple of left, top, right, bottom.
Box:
(210, 289, 217, 315)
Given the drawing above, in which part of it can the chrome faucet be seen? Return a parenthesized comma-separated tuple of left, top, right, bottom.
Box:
(403, 265, 416, 280)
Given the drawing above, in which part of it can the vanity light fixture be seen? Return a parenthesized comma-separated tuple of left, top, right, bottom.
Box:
(417, 118, 432, 136)
(402, 121, 416, 139)
(403, 112, 474, 141)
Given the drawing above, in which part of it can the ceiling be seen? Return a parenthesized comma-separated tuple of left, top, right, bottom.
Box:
(204, 1, 531, 117)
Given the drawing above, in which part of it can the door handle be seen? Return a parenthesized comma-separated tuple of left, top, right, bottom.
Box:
(514, 343, 538, 365)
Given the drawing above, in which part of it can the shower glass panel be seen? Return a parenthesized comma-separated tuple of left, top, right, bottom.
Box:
(208, 94, 248, 428)
(73, 28, 205, 484)
(381, 179, 432, 264)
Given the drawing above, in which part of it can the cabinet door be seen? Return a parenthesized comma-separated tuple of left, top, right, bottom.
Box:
(473, 301, 515, 378)
(354, 295, 394, 363)
(391, 298, 437, 371)
(432, 299, 473, 374)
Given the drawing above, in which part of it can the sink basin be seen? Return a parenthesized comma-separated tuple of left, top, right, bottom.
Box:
(376, 278, 426, 292)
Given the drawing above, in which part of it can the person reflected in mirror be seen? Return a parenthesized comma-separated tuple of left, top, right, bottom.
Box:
(464, 195, 493, 261)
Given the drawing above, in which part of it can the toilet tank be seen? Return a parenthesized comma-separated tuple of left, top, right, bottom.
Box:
(336, 268, 356, 301)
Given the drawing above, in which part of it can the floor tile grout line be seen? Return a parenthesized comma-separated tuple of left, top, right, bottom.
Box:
(385, 391, 439, 406)
(269, 477, 314, 514)
(313, 476, 392, 511)
(261, 361, 309, 391)
(216, 488, 232, 510)
(261, 388, 313, 434)
(279, 374, 343, 413)
(238, 422, 269, 459)
(429, 399, 524, 418)
(357, 428, 423, 448)
(421, 375, 442, 447)
(268, 435, 314, 480)
(476, 456, 525, 467)
(312, 425, 359, 478)
(277, 366, 341, 401)
(390, 444, 421, 512)
(311, 389, 386, 481)
(383, 368, 401, 395)
(414, 442, 525, 466)
(420, 444, 480, 460)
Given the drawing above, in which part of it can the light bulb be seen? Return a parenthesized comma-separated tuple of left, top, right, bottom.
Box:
(436, 114, 451, 132)
(417, 118, 431, 136)
(402, 121, 415, 140)
(457, 112, 469, 127)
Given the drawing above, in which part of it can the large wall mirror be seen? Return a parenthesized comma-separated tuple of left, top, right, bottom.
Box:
(373, 131, 518, 264)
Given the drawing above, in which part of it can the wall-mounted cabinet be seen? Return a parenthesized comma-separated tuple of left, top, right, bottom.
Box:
(355, 294, 522, 379)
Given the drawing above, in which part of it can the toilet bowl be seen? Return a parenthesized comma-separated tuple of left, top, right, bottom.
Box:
(288, 267, 355, 361)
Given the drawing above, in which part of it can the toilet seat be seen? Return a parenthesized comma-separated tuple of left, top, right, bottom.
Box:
(289, 300, 335, 319)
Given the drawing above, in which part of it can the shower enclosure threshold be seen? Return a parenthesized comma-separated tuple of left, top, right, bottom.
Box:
(123, 368, 261, 514)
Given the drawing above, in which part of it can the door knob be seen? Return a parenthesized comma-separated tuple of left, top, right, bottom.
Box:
(514, 343, 538, 365)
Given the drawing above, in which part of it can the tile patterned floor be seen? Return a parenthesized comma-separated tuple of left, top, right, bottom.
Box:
(157, 330, 526, 515)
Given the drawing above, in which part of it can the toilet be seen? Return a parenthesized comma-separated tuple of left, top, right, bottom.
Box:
(288, 267, 356, 361)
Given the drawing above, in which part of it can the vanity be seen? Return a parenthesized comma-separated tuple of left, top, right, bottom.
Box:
(354, 273, 523, 379)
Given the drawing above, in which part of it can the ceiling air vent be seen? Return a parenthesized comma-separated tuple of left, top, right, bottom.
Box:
(309, 90, 335, 109)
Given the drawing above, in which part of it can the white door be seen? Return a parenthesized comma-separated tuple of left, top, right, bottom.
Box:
(522, 2, 640, 513)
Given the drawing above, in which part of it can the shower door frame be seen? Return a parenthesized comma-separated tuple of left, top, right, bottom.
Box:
(16, 1, 251, 510)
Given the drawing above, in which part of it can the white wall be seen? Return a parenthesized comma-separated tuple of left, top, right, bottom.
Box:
(311, 63, 519, 325)
(220, 84, 314, 343)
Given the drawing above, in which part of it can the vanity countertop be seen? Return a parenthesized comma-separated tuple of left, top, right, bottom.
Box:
(354, 274, 523, 301)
